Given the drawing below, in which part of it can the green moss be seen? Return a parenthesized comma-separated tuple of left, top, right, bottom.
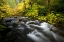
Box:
(0, 25, 6, 31)
(13, 23, 18, 27)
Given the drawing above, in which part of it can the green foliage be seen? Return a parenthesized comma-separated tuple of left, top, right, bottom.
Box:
(0, 25, 6, 31)
(37, 13, 64, 28)
(0, 17, 7, 30)
(38, 16, 47, 21)
(6, 0, 17, 8)
(51, 0, 64, 13)
(0, 0, 7, 6)
(0, 25, 6, 29)
(38, 6, 48, 16)
(46, 13, 58, 25)
(25, 4, 38, 18)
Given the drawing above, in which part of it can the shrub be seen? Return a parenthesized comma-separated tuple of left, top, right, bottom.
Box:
(38, 6, 48, 16)
(25, 4, 38, 18)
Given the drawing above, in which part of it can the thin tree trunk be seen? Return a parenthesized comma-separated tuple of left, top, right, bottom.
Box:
(48, 0, 51, 14)
(45, 0, 51, 15)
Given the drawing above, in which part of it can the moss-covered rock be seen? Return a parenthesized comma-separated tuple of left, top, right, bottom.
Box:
(0, 25, 6, 31)
(12, 23, 18, 27)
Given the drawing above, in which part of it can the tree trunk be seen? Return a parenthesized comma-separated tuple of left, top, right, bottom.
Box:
(48, 0, 51, 14)
(45, 0, 51, 15)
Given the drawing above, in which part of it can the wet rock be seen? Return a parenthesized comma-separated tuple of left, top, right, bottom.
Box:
(2, 17, 64, 42)
(3, 18, 19, 26)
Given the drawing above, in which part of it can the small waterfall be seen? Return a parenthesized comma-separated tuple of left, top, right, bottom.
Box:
(3, 17, 64, 42)
(51, 31, 64, 42)
(27, 31, 43, 42)
(27, 30, 52, 42)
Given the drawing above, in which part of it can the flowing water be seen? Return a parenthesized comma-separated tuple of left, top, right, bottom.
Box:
(3, 17, 64, 42)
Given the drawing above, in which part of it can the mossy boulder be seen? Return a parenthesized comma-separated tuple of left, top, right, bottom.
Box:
(0, 25, 6, 31)
(12, 23, 18, 27)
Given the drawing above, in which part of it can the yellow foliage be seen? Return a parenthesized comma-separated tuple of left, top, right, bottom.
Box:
(0, 14, 5, 17)
(13, 0, 30, 15)
(18, 2, 24, 10)
(25, 0, 30, 3)
(25, 0, 30, 8)
(13, 2, 25, 15)
(0, 0, 31, 16)
(0, 4, 13, 17)
(5, 5, 13, 15)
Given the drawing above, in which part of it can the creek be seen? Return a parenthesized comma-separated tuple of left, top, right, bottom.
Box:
(2, 17, 64, 42)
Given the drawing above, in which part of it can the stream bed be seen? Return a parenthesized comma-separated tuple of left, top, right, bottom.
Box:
(1, 17, 64, 42)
